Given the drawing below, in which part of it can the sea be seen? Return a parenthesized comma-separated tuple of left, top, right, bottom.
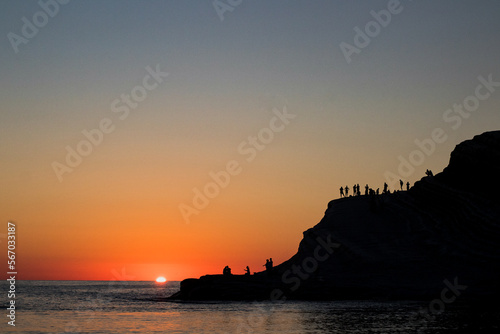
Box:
(1, 281, 499, 333)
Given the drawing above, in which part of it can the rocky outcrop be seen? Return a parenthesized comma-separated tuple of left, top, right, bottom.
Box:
(170, 131, 500, 301)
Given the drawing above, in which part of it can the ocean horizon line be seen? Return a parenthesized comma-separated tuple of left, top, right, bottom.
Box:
(1, 279, 182, 282)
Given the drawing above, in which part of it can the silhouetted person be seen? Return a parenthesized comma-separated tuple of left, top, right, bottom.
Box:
(406, 181, 410, 191)
(269, 258, 273, 269)
(245, 266, 250, 276)
(223, 265, 232, 276)
(345, 186, 349, 196)
(365, 184, 369, 196)
(400, 179, 403, 191)
(383, 182, 388, 194)
(426, 169, 433, 177)
(376, 188, 380, 195)
(340, 187, 344, 198)
(357, 184, 361, 196)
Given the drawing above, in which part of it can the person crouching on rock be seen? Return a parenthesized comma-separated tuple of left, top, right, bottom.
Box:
(223, 265, 232, 276)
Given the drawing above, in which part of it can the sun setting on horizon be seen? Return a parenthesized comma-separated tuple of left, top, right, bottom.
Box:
(155, 276, 167, 283)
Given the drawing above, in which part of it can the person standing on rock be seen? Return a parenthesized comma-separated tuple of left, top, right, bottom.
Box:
(365, 184, 369, 196)
(245, 266, 250, 275)
(340, 186, 344, 198)
(345, 186, 349, 196)
(406, 181, 410, 191)
(400, 179, 404, 191)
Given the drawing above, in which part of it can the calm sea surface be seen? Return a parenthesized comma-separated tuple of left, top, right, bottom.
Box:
(0, 281, 498, 333)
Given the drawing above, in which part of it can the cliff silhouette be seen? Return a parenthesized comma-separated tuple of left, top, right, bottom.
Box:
(170, 131, 500, 301)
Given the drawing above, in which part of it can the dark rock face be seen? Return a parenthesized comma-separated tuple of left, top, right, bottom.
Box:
(437, 131, 500, 199)
(171, 131, 500, 301)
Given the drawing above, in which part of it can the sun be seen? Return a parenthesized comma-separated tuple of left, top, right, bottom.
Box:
(155, 276, 167, 283)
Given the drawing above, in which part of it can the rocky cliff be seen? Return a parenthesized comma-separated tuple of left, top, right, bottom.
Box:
(171, 131, 500, 301)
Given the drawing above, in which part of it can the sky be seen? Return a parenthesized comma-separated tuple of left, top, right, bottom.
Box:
(1, 0, 499, 281)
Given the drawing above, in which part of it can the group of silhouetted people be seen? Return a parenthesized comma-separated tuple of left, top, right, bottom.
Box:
(341, 180, 413, 198)
(222, 260, 272, 276)
(340, 184, 362, 197)
(223, 265, 251, 276)
(264, 258, 273, 275)
(221, 170, 439, 278)
(398, 179, 411, 191)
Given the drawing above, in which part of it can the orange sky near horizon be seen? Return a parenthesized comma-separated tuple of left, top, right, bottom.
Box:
(0, 123, 472, 282)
